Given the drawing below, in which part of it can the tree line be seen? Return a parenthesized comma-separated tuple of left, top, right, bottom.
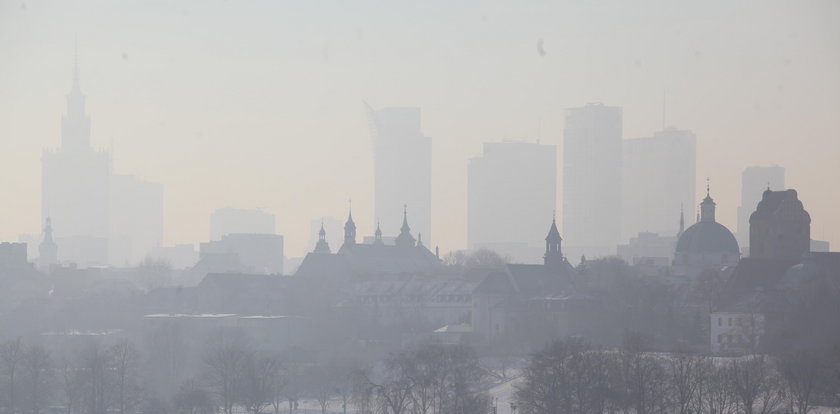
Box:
(515, 335, 840, 414)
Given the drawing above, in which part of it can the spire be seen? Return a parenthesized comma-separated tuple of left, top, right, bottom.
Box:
(314, 220, 331, 254)
(73, 35, 80, 91)
(38, 217, 58, 269)
(343, 204, 356, 248)
(700, 179, 716, 223)
(374, 221, 383, 245)
(43, 217, 54, 244)
(678, 204, 685, 236)
(395, 204, 416, 248)
(544, 214, 564, 268)
(62, 38, 91, 150)
(417, 233, 424, 247)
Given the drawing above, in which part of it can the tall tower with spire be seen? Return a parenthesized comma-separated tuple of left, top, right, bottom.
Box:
(41, 42, 112, 266)
(374, 222, 384, 245)
(62, 39, 92, 151)
(395, 205, 416, 248)
(38, 217, 58, 270)
(343, 207, 356, 249)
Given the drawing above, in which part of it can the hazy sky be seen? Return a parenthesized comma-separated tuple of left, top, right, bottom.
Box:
(1, 0, 838, 257)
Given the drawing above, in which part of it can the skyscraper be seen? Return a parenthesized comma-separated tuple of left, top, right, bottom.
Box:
(621, 128, 696, 240)
(737, 166, 785, 249)
(468, 141, 556, 263)
(366, 105, 432, 245)
(42, 46, 111, 266)
(562, 103, 622, 258)
(43, 45, 165, 267)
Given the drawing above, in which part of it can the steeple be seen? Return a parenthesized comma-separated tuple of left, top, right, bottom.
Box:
(62, 39, 91, 151)
(343, 206, 356, 248)
(700, 178, 716, 223)
(544, 213, 564, 268)
(314, 221, 331, 253)
(38, 217, 58, 270)
(678, 204, 685, 236)
(395, 205, 416, 248)
(374, 221, 383, 245)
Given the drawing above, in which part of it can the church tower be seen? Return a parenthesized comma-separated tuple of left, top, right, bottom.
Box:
(374, 222, 384, 245)
(343, 208, 356, 248)
(700, 181, 716, 223)
(314, 222, 331, 253)
(38, 217, 58, 270)
(395, 205, 416, 248)
(544, 215, 564, 268)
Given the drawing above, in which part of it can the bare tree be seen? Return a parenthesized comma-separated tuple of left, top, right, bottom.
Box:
(728, 354, 782, 414)
(668, 352, 705, 414)
(0, 338, 24, 414)
(21, 344, 52, 414)
(110, 341, 141, 414)
(203, 330, 251, 414)
(172, 378, 215, 414)
(78, 341, 114, 414)
(241, 354, 281, 414)
(777, 350, 824, 414)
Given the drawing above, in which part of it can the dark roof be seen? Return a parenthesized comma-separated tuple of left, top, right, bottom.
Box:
(749, 189, 808, 222)
(294, 252, 350, 278)
(675, 221, 739, 254)
(506, 263, 573, 297)
(717, 257, 798, 311)
(474, 271, 516, 295)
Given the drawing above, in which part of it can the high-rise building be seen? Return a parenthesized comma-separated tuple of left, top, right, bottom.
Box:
(42, 48, 111, 266)
(737, 166, 785, 248)
(621, 128, 696, 240)
(562, 103, 622, 258)
(366, 105, 432, 246)
(42, 47, 165, 267)
(467, 141, 556, 263)
(210, 207, 275, 241)
(110, 174, 164, 265)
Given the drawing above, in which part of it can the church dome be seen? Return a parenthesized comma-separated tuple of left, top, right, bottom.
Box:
(675, 221, 739, 255)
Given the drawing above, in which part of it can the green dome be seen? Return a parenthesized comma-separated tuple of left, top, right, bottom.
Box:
(676, 222, 739, 254)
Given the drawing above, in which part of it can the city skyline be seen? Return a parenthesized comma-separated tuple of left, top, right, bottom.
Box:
(1, 0, 839, 257)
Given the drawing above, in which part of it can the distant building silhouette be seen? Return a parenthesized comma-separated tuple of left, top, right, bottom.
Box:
(737, 166, 785, 249)
(307, 217, 342, 255)
(110, 174, 163, 265)
(749, 189, 810, 260)
(200, 233, 284, 274)
(42, 45, 164, 267)
(295, 206, 439, 278)
(367, 105, 432, 246)
(563, 103, 622, 258)
(210, 207, 275, 240)
(674, 184, 740, 278)
(42, 47, 111, 266)
(468, 141, 556, 263)
(37, 217, 58, 270)
(621, 128, 696, 240)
